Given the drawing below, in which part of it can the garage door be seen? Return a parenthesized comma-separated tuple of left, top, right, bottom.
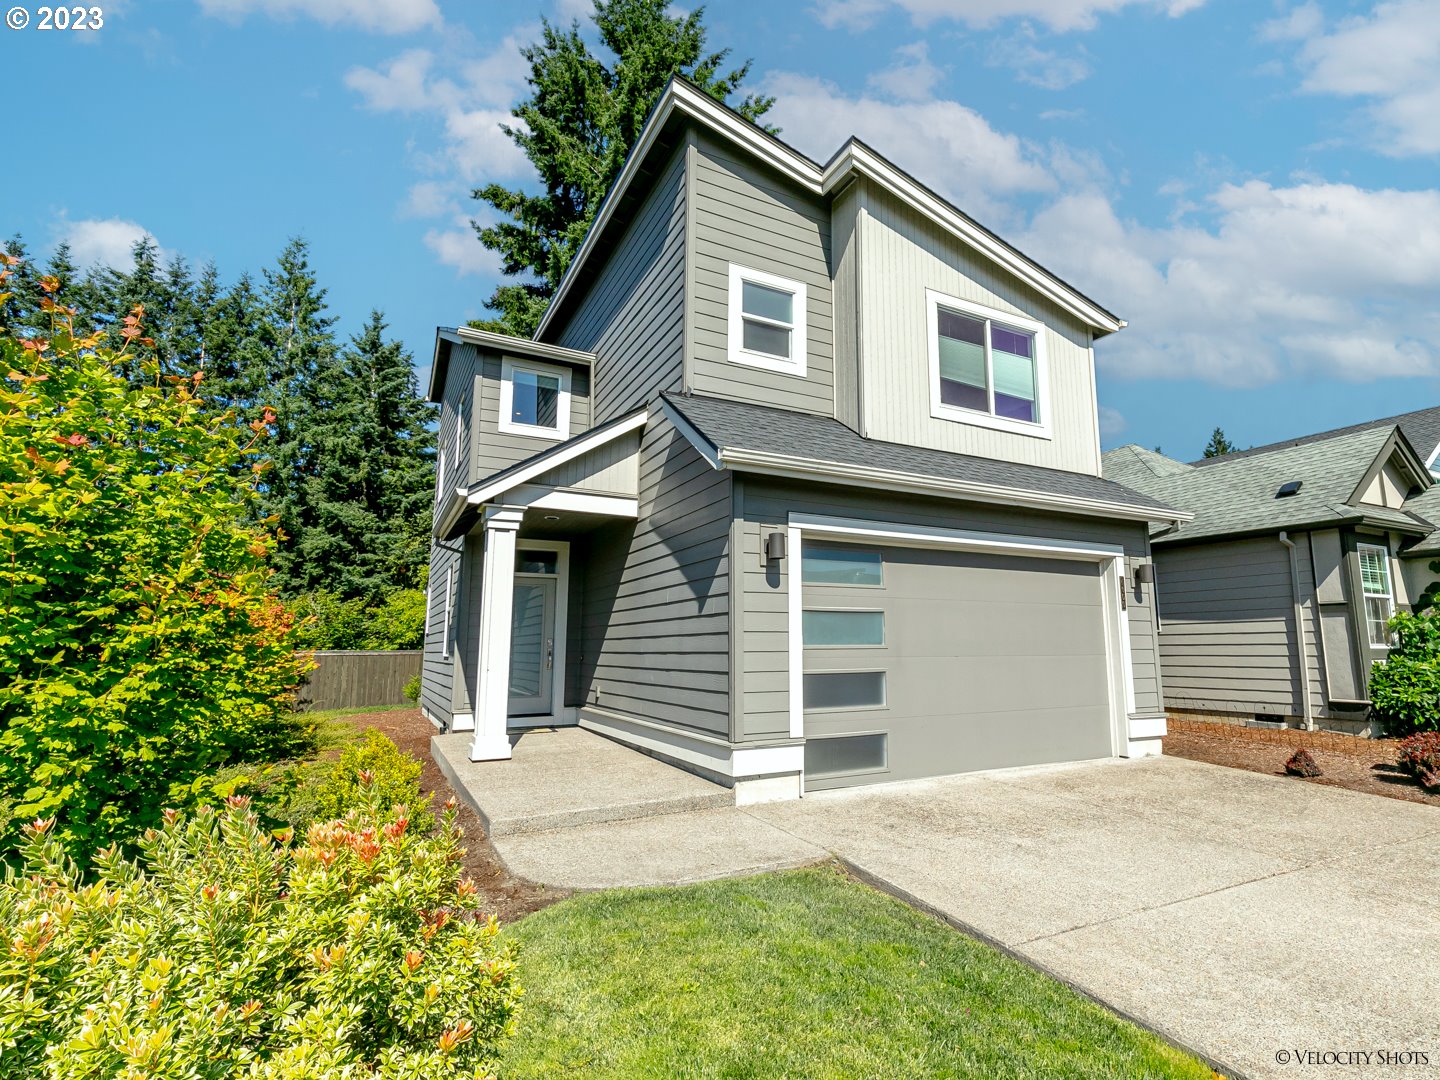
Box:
(801, 539, 1115, 791)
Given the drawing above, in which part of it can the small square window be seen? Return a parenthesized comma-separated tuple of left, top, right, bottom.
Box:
(728, 264, 807, 377)
(499, 358, 571, 440)
(516, 549, 559, 575)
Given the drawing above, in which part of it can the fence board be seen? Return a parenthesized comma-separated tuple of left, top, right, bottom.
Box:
(295, 651, 421, 712)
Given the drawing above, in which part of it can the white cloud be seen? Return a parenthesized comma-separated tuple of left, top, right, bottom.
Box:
(197, 0, 441, 34)
(344, 48, 441, 111)
(424, 216, 504, 277)
(867, 42, 945, 101)
(988, 26, 1091, 89)
(1020, 181, 1440, 386)
(57, 217, 162, 270)
(764, 73, 1057, 222)
(1098, 405, 1126, 437)
(813, 0, 1204, 33)
(1278, 0, 1440, 156)
(401, 180, 459, 219)
(1258, 1, 1322, 42)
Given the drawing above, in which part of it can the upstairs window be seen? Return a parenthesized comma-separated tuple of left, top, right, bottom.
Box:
(1358, 543, 1395, 648)
(499, 358, 571, 440)
(926, 290, 1050, 439)
(728, 264, 807, 377)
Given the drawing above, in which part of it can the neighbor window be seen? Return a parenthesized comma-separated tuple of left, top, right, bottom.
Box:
(728, 264, 807, 376)
(1359, 543, 1395, 648)
(499, 357, 571, 439)
(926, 290, 1049, 437)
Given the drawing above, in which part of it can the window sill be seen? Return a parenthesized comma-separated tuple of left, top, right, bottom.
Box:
(930, 403, 1053, 441)
(728, 348, 808, 379)
(497, 421, 566, 441)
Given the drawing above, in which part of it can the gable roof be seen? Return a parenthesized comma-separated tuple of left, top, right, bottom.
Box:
(1103, 425, 1436, 547)
(1100, 445, 1194, 490)
(535, 77, 1124, 344)
(428, 326, 595, 404)
(662, 392, 1185, 525)
(1192, 403, 1440, 472)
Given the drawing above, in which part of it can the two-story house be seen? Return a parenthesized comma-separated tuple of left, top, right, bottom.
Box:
(421, 78, 1188, 802)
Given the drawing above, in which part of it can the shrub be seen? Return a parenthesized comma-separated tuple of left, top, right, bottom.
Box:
(0, 280, 312, 862)
(1369, 609, 1440, 735)
(364, 588, 428, 650)
(404, 669, 422, 703)
(1396, 732, 1440, 792)
(290, 588, 427, 651)
(315, 730, 433, 834)
(1284, 748, 1322, 778)
(0, 791, 521, 1078)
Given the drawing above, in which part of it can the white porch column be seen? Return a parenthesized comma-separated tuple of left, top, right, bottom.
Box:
(471, 505, 525, 762)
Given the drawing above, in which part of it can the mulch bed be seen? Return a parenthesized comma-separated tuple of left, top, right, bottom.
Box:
(1165, 718, 1440, 809)
(333, 707, 569, 922)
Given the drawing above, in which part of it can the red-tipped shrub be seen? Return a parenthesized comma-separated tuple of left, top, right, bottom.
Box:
(1397, 732, 1440, 791)
(1284, 748, 1323, 777)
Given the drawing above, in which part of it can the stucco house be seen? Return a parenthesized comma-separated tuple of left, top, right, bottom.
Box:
(1103, 404, 1440, 736)
(420, 78, 1188, 801)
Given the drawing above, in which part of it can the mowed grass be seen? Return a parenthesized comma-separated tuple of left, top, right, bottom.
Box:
(497, 866, 1215, 1079)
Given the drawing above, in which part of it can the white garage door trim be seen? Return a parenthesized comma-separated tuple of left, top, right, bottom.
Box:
(786, 514, 1135, 767)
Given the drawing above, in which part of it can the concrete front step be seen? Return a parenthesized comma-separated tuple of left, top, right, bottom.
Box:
(432, 728, 734, 838)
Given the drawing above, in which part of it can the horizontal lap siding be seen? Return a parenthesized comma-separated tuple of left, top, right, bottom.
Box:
(473, 356, 592, 479)
(689, 136, 834, 415)
(580, 421, 732, 736)
(1156, 536, 1324, 717)
(856, 182, 1101, 475)
(553, 144, 687, 424)
(735, 479, 1156, 741)
(438, 344, 479, 491)
(420, 536, 463, 722)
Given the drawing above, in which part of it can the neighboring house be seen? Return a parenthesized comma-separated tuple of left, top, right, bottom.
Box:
(420, 77, 1187, 801)
(1103, 405, 1440, 736)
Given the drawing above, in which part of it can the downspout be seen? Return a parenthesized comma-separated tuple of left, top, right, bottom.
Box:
(1279, 532, 1315, 731)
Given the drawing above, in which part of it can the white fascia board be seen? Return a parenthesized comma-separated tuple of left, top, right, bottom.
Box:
(507, 485, 640, 517)
(657, 398, 723, 469)
(720, 448, 1193, 525)
(432, 486, 468, 538)
(468, 410, 649, 506)
(791, 512, 1127, 560)
(453, 325, 595, 366)
(822, 143, 1125, 335)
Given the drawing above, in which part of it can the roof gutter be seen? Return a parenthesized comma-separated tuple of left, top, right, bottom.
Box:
(1279, 531, 1316, 732)
(717, 447, 1191, 526)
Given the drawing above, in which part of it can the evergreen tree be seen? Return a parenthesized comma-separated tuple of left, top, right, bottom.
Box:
(1202, 427, 1239, 458)
(0, 236, 44, 333)
(472, 0, 775, 335)
(297, 310, 436, 597)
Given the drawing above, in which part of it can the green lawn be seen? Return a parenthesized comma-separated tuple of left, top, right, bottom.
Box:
(497, 866, 1214, 1079)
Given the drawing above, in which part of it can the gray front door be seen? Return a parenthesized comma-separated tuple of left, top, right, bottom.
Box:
(508, 577, 556, 717)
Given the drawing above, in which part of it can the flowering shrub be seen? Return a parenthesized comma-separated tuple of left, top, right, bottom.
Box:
(1396, 732, 1440, 792)
(0, 787, 521, 1078)
(0, 264, 313, 861)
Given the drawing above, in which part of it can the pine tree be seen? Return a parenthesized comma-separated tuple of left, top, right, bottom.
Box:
(0, 236, 44, 333)
(472, 0, 775, 335)
(1202, 427, 1239, 458)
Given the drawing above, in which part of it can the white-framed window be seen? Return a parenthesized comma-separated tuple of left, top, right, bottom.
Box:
(499, 357, 571, 440)
(727, 264, 807, 377)
(440, 565, 454, 659)
(925, 289, 1051, 440)
(1358, 543, 1395, 648)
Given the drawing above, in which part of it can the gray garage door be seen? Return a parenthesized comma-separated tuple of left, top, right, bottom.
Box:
(801, 539, 1114, 791)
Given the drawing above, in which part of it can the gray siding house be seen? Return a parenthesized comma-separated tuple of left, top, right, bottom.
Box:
(421, 78, 1187, 801)
(1104, 405, 1440, 736)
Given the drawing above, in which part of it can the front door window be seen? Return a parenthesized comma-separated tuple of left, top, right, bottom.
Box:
(508, 578, 555, 716)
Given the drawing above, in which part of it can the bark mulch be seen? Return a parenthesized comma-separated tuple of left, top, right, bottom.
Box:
(331, 707, 569, 922)
(1165, 717, 1440, 809)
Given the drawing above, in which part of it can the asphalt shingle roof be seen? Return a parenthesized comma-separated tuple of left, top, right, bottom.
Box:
(663, 392, 1181, 517)
(1102, 426, 1435, 546)
(1192, 404, 1440, 469)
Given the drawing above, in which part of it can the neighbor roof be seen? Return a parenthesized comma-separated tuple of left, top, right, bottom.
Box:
(664, 392, 1184, 525)
(1192, 403, 1440, 471)
(535, 77, 1124, 344)
(1103, 426, 1436, 546)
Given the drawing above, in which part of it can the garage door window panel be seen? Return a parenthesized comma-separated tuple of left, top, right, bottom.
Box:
(803, 670, 887, 712)
(803, 609, 885, 647)
(801, 543, 883, 587)
(805, 733, 887, 779)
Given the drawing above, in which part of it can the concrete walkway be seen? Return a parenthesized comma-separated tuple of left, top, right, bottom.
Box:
(472, 744, 1440, 1080)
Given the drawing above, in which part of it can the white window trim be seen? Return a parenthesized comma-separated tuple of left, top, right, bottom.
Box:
(727, 264, 808, 378)
(1358, 542, 1395, 649)
(441, 564, 454, 659)
(925, 288, 1052, 441)
(498, 357, 571, 441)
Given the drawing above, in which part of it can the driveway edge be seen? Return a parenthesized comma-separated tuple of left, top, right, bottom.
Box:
(833, 856, 1247, 1080)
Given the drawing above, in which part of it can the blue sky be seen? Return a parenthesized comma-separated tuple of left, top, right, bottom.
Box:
(5, 0, 1438, 460)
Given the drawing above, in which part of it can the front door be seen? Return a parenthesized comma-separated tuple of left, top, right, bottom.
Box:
(508, 577, 556, 717)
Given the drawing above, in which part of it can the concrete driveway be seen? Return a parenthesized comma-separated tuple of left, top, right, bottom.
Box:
(486, 751, 1440, 1079)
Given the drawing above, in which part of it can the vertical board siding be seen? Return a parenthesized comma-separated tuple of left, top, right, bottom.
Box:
(473, 354, 592, 479)
(1156, 536, 1326, 718)
(689, 136, 835, 415)
(553, 144, 687, 424)
(297, 652, 422, 712)
(736, 479, 1156, 741)
(856, 182, 1102, 475)
(420, 535, 463, 721)
(579, 419, 732, 736)
(832, 182, 862, 431)
(532, 430, 640, 494)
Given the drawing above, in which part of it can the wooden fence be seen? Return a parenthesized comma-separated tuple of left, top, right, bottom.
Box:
(295, 650, 422, 712)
